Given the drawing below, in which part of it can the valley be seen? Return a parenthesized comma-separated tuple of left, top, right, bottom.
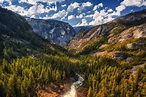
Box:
(0, 7, 146, 97)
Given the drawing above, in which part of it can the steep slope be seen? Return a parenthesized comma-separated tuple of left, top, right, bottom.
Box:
(0, 7, 146, 97)
(68, 9, 146, 53)
(0, 7, 68, 61)
(66, 10, 146, 97)
(0, 7, 77, 97)
(27, 18, 76, 46)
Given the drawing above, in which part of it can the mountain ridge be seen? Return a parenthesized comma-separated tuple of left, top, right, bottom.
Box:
(0, 7, 146, 97)
(27, 17, 76, 46)
(67, 9, 146, 53)
(0, 7, 68, 60)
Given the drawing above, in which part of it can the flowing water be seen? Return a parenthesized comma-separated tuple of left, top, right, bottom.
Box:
(64, 73, 84, 97)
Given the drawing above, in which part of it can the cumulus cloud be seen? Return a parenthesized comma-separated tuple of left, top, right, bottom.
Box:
(82, 1, 93, 7)
(85, 14, 93, 18)
(89, 9, 115, 25)
(51, 9, 67, 19)
(0, 0, 4, 3)
(19, 0, 65, 5)
(115, 4, 126, 16)
(76, 19, 88, 26)
(76, 14, 84, 19)
(1, 0, 146, 26)
(4, 3, 57, 18)
(67, 2, 79, 12)
(0, 0, 12, 5)
(107, 9, 113, 13)
(4, 5, 27, 16)
(28, 4, 45, 15)
(61, 4, 66, 7)
(121, 0, 146, 7)
(93, 3, 103, 11)
(114, 0, 146, 16)
(78, 1, 93, 12)
(89, 0, 146, 26)
(68, 15, 75, 20)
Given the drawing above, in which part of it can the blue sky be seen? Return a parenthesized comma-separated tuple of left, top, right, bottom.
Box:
(0, 0, 146, 26)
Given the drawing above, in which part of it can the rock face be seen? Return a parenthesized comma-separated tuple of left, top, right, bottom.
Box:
(67, 9, 146, 55)
(127, 42, 145, 50)
(114, 9, 146, 25)
(0, 7, 67, 58)
(68, 28, 87, 50)
(108, 23, 146, 43)
(68, 24, 112, 50)
(27, 18, 76, 46)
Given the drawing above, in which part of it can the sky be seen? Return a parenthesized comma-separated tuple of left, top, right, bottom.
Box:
(0, 0, 146, 27)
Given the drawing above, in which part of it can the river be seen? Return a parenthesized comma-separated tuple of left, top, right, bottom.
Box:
(64, 73, 84, 97)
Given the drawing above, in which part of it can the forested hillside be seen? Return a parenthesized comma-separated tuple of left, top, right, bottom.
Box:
(0, 7, 146, 97)
(67, 9, 146, 97)
(0, 7, 76, 97)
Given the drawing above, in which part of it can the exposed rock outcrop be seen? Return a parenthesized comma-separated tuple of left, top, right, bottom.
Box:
(108, 23, 146, 43)
(27, 18, 76, 46)
(68, 24, 112, 51)
(68, 9, 146, 53)
(127, 41, 146, 50)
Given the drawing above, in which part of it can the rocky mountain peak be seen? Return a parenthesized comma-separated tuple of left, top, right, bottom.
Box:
(27, 18, 76, 46)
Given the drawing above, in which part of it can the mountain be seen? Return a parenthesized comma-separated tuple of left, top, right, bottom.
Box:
(0, 7, 146, 97)
(0, 7, 76, 97)
(73, 25, 94, 33)
(0, 7, 69, 61)
(68, 9, 146, 53)
(67, 10, 146, 97)
(26, 18, 76, 46)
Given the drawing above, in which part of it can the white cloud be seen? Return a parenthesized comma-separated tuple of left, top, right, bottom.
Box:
(88, 0, 146, 26)
(85, 14, 93, 18)
(93, 3, 103, 11)
(0, 0, 4, 3)
(107, 9, 113, 13)
(28, 4, 46, 15)
(113, 0, 146, 16)
(93, 10, 100, 19)
(4, 2, 57, 18)
(89, 9, 114, 25)
(68, 15, 75, 20)
(121, 0, 145, 7)
(82, 1, 93, 7)
(0, 0, 12, 5)
(115, 4, 126, 16)
(4, 5, 27, 16)
(78, 1, 93, 12)
(61, 4, 66, 7)
(51, 9, 67, 19)
(67, 2, 80, 12)
(76, 14, 84, 19)
(19, 0, 65, 5)
(76, 19, 88, 26)
(143, 1, 146, 6)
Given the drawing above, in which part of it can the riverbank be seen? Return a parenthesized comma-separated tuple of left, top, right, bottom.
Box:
(37, 77, 87, 97)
